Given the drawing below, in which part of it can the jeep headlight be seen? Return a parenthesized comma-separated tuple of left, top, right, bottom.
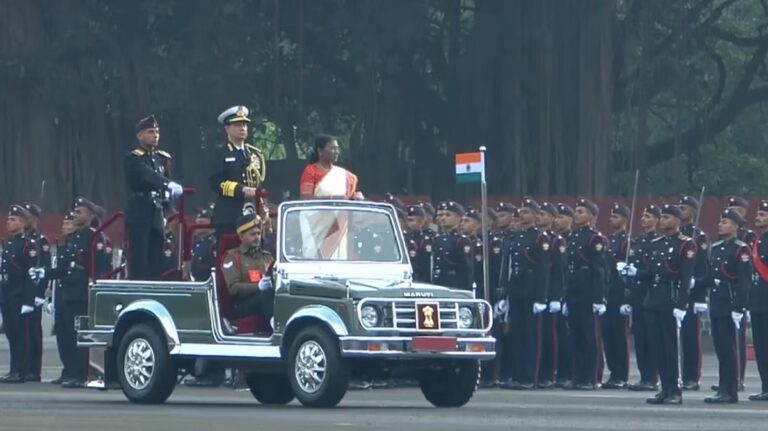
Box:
(458, 306, 474, 329)
(360, 305, 380, 328)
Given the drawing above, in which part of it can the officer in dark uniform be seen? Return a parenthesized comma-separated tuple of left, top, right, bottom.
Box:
(21, 202, 51, 382)
(461, 207, 484, 296)
(403, 205, 432, 282)
(191, 204, 217, 282)
(750, 200, 768, 401)
(209, 106, 265, 242)
(431, 201, 473, 290)
(702, 210, 751, 404)
(603, 204, 631, 389)
(727, 195, 755, 389)
(678, 195, 710, 391)
(50, 210, 77, 384)
(536, 202, 566, 389)
(553, 202, 575, 387)
(124, 115, 182, 280)
(499, 198, 550, 390)
(625, 204, 661, 391)
(0, 206, 37, 383)
(621, 204, 695, 404)
(36, 198, 106, 387)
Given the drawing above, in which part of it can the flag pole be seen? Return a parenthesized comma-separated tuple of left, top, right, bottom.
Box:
(479, 146, 490, 303)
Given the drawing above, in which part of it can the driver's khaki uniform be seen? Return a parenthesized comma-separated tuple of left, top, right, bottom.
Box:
(221, 245, 275, 320)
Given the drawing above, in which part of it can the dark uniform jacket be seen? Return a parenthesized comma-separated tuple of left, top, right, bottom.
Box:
(682, 224, 710, 303)
(47, 226, 105, 303)
(637, 232, 696, 312)
(627, 231, 659, 307)
(499, 226, 550, 303)
(404, 229, 434, 283)
(607, 230, 629, 307)
(209, 142, 265, 229)
(706, 238, 751, 317)
(564, 225, 607, 305)
(27, 230, 52, 298)
(432, 229, 473, 290)
(546, 230, 567, 303)
(1, 233, 37, 306)
(749, 233, 768, 313)
(124, 147, 172, 231)
(488, 233, 506, 303)
(191, 234, 217, 282)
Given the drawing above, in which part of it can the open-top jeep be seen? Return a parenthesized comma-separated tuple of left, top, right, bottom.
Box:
(77, 199, 495, 408)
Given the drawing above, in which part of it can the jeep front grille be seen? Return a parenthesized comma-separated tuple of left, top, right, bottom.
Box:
(357, 298, 492, 333)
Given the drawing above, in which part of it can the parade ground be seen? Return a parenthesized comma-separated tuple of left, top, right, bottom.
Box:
(0, 316, 765, 431)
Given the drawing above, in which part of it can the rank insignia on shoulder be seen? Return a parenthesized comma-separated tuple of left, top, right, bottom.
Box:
(157, 150, 171, 158)
(132, 148, 145, 156)
(686, 250, 695, 258)
(542, 242, 550, 251)
(741, 253, 751, 262)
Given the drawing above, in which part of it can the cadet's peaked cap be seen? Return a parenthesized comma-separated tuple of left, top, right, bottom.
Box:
(385, 193, 405, 210)
(9, 204, 31, 220)
(218, 105, 251, 125)
(678, 195, 700, 211)
(556, 203, 575, 217)
(465, 207, 481, 222)
(135, 115, 159, 132)
(73, 197, 98, 214)
(727, 196, 749, 209)
(643, 204, 661, 218)
(406, 205, 425, 217)
(611, 203, 630, 219)
(661, 204, 683, 219)
(197, 202, 215, 220)
(520, 197, 541, 213)
(760, 200, 768, 212)
(540, 202, 558, 218)
(576, 197, 599, 216)
(721, 209, 746, 228)
(63, 210, 75, 221)
(438, 201, 465, 217)
(22, 202, 41, 218)
(495, 202, 517, 213)
(235, 213, 262, 235)
(418, 202, 435, 217)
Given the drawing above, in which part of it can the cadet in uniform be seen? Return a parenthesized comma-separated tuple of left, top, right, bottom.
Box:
(403, 205, 432, 282)
(0, 206, 37, 383)
(209, 106, 265, 241)
(499, 198, 550, 390)
(124, 115, 183, 280)
(50, 210, 76, 385)
(562, 198, 607, 390)
(221, 213, 275, 322)
(678, 195, 709, 390)
(603, 204, 630, 389)
(750, 200, 768, 401)
(624, 205, 661, 391)
(622, 204, 695, 404)
(20, 202, 50, 381)
(553, 203, 575, 387)
(536, 202, 566, 388)
(191, 204, 217, 282)
(461, 208, 484, 297)
(703, 210, 751, 404)
(431, 201, 473, 290)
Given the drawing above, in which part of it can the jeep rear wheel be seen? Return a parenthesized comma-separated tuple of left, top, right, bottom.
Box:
(287, 327, 348, 408)
(116, 323, 176, 404)
(247, 373, 295, 405)
(419, 360, 479, 407)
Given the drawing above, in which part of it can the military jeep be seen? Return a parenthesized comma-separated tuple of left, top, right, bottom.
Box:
(77, 200, 495, 408)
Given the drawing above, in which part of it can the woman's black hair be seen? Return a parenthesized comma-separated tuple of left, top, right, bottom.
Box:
(309, 134, 337, 164)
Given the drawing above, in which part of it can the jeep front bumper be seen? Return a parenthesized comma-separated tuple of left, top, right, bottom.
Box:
(339, 335, 495, 360)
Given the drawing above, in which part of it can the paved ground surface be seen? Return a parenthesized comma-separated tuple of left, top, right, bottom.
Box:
(0, 315, 767, 431)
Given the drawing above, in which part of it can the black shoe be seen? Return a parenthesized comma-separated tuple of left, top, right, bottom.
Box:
(705, 393, 737, 404)
(646, 392, 666, 404)
(0, 372, 25, 383)
(602, 380, 627, 389)
(748, 392, 768, 401)
(560, 380, 575, 390)
(662, 394, 683, 404)
(60, 379, 85, 388)
(500, 379, 519, 389)
(555, 379, 572, 389)
(183, 377, 223, 388)
(712, 383, 745, 393)
(571, 383, 596, 390)
(682, 381, 700, 391)
(50, 377, 64, 385)
(629, 381, 658, 391)
(510, 382, 535, 390)
(537, 380, 555, 389)
(348, 380, 372, 390)
(23, 373, 41, 382)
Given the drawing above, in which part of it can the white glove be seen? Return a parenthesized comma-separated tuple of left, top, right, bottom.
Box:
(690, 277, 695, 290)
(673, 308, 686, 327)
(34, 297, 46, 307)
(494, 300, 509, 319)
(548, 301, 562, 314)
(732, 311, 744, 330)
(693, 302, 708, 314)
(258, 277, 273, 291)
(616, 262, 627, 273)
(168, 181, 184, 198)
(21, 305, 34, 315)
(619, 263, 637, 277)
(44, 301, 54, 315)
(714, 278, 721, 286)
(619, 304, 632, 316)
(533, 303, 547, 314)
(28, 267, 45, 281)
(561, 303, 569, 317)
(592, 303, 606, 316)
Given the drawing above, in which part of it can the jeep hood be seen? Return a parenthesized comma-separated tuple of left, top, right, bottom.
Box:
(286, 277, 475, 300)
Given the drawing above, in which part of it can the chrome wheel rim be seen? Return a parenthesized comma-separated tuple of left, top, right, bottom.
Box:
(294, 340, 326, 394)
(123, 338, 155, 391)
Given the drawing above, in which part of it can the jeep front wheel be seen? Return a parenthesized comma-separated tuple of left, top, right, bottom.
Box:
(419, 360, 479, 407)
(247, 373, 295, 405)
(287, 327, 349, 408)
(116, 323, 177, 404)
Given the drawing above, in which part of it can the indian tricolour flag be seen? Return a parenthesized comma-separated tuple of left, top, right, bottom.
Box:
(455, 152, 485, 184)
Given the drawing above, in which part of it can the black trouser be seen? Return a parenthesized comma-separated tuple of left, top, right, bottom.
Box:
(602, 306, 629, 382)
(556, 311, 572, 382)
(59, 300, 89, 382)
(681, 309, 702, 384)
(752, 312, 768, 393)
(631, 304, 658, 384)
(127, 223, 164, 280)
(711, 315, 739, 398)
(233, 291, 274, 322)
(507, 298, 542, 385)
(28, 307, 43, 377)
(538, 312, 557, 383)
(646, 309, 681, 396)
(54, 296, 70, 379)
(0, 293, 29, 376)
(481, 321, 504, 382)
(568, 301, 599, 385)
(739, 315, 747, 383)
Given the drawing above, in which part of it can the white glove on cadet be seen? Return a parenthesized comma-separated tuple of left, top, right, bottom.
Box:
(619, 304, 632, 316)
(592, 303, 606, 316)
(673, 308, 686, 327)
(258, 277, 273, 291)
(34, 297, 46, 307)
(167, 181, 184, 198)
(21, 305, 34, 315)
(561, 303, 569, 317)
(619, 263, 637, 277)
(28, 267, 45, 281)
(732, 311, 744, 330)
(693, 302, 708, 314)
(533, 303, 547, 314)
(494, 300, 509, 319)
(548, 301, 562, 314)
